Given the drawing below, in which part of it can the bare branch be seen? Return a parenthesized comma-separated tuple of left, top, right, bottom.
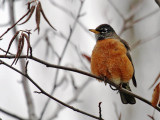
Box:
(0, 55, 160, 112)
(0, 8, 30, 39)
(8, 1, 37, 120)
(0, 59, 101, 120)
(39, 1, 85, 119)
(108, 0, 125, 20)
(48, 78, 92, 120)
(0, 107, 27, 120)
(155, 0, 160, 7)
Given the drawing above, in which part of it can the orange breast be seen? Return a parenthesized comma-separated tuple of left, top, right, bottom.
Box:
(91, 39, 133, 85)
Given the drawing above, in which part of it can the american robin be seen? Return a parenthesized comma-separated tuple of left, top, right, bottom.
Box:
(89, 24, 137, 104)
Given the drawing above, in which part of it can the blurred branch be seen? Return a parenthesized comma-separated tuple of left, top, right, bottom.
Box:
(132, 9, 159, 24)
(155, 0, 160, 7)
(119, 8, 159, 35)
(131, 30, 160, 49)
(108, 0, 125, 20)
(1, 55, 160, 112)
(0, 59, 101, 120)
(0, 107, 27, 120)
(8, 1, 37, 120)
(49, 0, 92, 37)
(39, 1, 86, 119)
(149, 73, 160, 89)
(108, 0, 160, 36)
(114, 103, 121, 120)
(0, 21, 11, 27)
(48, 78, 92, 120)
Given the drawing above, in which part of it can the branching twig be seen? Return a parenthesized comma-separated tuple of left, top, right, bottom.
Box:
(131, 30, 160, 49)
(49, 0, 92, 37)
(0, 8, 30, 39)
(8, 1, 37, 120)
(0, 59, 101, 120)
(48, 78, 92, 120)
(0, 55, 160, 112)
(39, 1, 85, 119)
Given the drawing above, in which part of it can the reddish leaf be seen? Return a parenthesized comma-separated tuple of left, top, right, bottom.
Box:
(151, 83, 160, 107)
(149, 73, 160, 89)
(147, 115, 155, 120)
(5, 31, 20, 56)
(35, 2, 41, 33)
(82, 53, 91, 62)
(40, 2, 56, 31)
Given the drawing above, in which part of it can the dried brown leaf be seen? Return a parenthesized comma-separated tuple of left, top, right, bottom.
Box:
(12, 34, 24, 65)
(39, 2, 56, 30)
(151, 83, 160, 107)
(82, 53, 91, 62)
(35, 2, 41, 33)
(19, 6, 35, 25)
(147, 115, 155, 120)
(5, 31, 20, 56)
(23, 33, 31, 58)
(149, 73, 160, 89)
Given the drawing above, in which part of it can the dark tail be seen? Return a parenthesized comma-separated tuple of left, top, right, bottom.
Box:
(120, 83, 136, 104)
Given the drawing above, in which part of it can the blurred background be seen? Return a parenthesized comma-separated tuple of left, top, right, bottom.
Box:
(0, 0, 160, 120)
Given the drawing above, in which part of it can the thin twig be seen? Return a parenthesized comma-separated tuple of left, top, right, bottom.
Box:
(39, 1, 85, 119)
(98, 102, 102, 120)
(0, 55, 160, 112)
(48, 78, 92, 120)
(108, 0, 125, 20)
(0, 7, 30, 39)
(0, 59, 101, 120)
(49, 0, 92, 37)
(0, 107, 28, 120)
(8, 1, 37, 120)
(131, 30, 160, 49)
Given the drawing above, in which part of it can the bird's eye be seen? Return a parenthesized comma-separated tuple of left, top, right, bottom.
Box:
(99, 28, 108, 33)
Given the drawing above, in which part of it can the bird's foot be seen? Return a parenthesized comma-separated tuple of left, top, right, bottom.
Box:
(99, 75, 108, 85)
(109, 84, 117, 91)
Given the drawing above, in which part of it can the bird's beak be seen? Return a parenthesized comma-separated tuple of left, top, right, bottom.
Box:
(89, 29, 100, 34)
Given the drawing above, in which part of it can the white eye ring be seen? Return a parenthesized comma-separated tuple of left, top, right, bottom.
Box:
(100, 28, 108, 33)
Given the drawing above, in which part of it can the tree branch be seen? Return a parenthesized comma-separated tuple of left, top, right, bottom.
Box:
(0, 55, 160, 112)
(0, 59, 102, 120)
(39, 1, 85, 119)
(0, 107, 27, 120)
(8, 1, 37, 119)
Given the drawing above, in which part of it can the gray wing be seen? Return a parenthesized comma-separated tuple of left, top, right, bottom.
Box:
(120, 39, 137, 87)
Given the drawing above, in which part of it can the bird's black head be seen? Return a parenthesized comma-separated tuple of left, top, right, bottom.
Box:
(89, 24, 117, 41)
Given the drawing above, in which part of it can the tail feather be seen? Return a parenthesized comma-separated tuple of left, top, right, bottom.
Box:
(120, 83, 136, 104)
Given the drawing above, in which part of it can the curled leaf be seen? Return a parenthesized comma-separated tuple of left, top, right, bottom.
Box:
(5, 31, 20, 56)
(151, 83, 160, 107)
(19, 6, 35, 25)
(147, 115, 155, 120)
(82, 53, 91, 62)
(40, 2, 56, 30)
(11, 34, 24, 65)
(149, 73, 160, 89)
(35, 2, 41, 33)
(22, 33, 31, 58)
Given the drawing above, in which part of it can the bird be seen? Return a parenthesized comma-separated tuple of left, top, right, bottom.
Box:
(89, 24, 137, 104)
